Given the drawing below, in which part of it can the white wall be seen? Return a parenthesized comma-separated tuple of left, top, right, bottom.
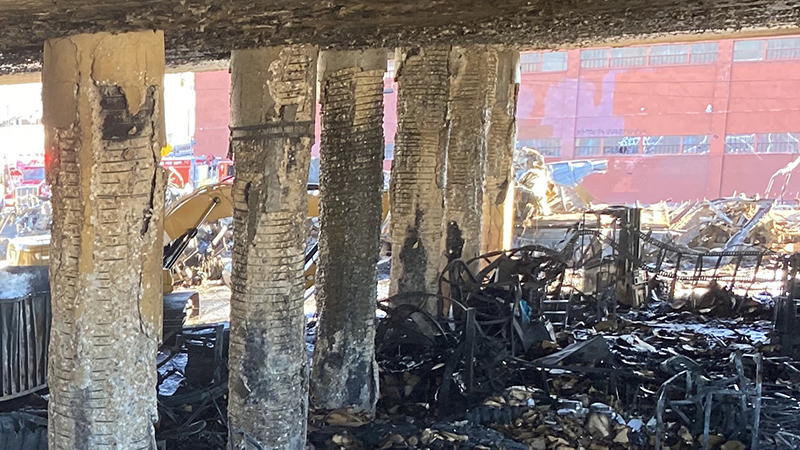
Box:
(0, 74, 198, 163)
(163, 73, 196, 149)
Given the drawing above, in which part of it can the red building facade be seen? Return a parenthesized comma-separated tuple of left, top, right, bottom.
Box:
(193, 64, 398, 172)
(194, 71, 232, 159)
(519, 36, 800, 204)
(193, 37, 800, 204)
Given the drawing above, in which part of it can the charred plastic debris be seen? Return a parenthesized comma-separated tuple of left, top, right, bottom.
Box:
(307, 204, 800, 450)
(0, 203, 799, 449)
(155, 324, 231, 450)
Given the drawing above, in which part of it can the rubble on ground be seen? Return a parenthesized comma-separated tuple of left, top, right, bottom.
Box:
(2, 198, 799, 450)
(306, 210, 800, 450)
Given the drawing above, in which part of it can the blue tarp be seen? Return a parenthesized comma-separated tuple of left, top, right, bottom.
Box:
(548, 159, 608, 187)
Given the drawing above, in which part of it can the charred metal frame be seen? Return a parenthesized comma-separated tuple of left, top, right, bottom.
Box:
(654, 353, 763, 450)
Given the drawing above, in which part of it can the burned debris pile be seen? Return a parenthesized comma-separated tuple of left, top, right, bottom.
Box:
(1, 200, 799, 449)
(156, 324, 230, 450)
(306, 207, 800, 449)
(151, 204, 800, 450)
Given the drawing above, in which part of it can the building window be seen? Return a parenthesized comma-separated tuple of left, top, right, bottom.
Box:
(682, 135, 711, 154)
(609, 47, 647, 68)
(725, 134, 756, 153)
(519, 53, 542, 72)
(580, 49, 609, 69)
(756, 132, 799, 153)
(643, 135, 682, 154)
(649, 45, 688, 66)
(766, 38, 800, 60)
(520, 52, 567, 73)
(384, 143, 395, 160)
(385, 60, 396, 79)
(517, 138, 562, 157)
(575, 137, 602, 156)
(690, 43, 719, 64)
(603, 136, 640, 155)
(542, 52, 568, 72)
(733, 40, 765, 61)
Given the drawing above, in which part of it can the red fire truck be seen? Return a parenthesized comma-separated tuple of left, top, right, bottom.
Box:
(4, 163, 50, 210)
(161, 156, 234, 188)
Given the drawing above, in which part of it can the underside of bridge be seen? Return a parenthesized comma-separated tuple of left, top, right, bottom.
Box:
(2, 1, 800, 449)
(2, 0, 800, 74)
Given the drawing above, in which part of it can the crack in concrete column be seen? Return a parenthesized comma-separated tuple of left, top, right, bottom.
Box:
(311, 49, 385, 414)
(388, 46, 451, 309)
(443, 46, 494, 271)
(482, 47, 520, 254)
(42, 30, 166, 450)
(227, 45, 317, 450)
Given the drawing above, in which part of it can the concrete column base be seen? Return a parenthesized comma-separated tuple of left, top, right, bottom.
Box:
(311, 49, 385, 415)
(227, 45, 317, 450)
(42, 30, 166, 449)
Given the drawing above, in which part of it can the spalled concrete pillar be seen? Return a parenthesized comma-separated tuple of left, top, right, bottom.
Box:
(42, 30, 166, 449)
(311, 49, 385, 414)
(227, 45, 317, 449)
(444, 46, 494, 267)
(481, 48, 520, 254)
(388, 47, 450, 305)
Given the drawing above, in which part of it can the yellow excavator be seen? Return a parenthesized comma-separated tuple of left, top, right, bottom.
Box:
(8, 179, 322, 286)
(160, 179, 321, 293)
(6, 178, 390, 316)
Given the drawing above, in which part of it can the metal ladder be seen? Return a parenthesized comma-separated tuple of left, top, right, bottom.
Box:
(539, 293, 572, 330)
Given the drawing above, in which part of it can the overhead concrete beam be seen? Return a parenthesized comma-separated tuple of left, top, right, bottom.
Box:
(0, 58, 228, 87)
(1, 1, 800, 72)
(0, 72, 40, 85)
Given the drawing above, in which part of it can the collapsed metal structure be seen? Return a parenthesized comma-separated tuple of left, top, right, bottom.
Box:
(368, 213, 800, 449)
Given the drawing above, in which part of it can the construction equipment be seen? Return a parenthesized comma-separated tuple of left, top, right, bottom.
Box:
(161, 179, 321, 291)
(6, 177, 390, 314)
(6, 178, 321, 287)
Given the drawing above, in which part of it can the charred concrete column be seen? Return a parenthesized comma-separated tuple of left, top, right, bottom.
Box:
(43, 31, 166, 449)
(388, 47, 450, 302)
(227, 45, 317, 450)
(481, 48, 520, 253)
(311, 49, 385, 414)
(444, 46, 494, 267)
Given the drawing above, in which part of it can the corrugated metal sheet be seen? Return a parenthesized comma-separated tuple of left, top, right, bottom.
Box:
(0, 266, 50, 402)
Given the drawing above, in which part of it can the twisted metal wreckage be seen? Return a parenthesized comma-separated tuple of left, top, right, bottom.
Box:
(143, 204, 798, 449)
(0, 199, 799, 449)
(357, 206, 799, 450)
